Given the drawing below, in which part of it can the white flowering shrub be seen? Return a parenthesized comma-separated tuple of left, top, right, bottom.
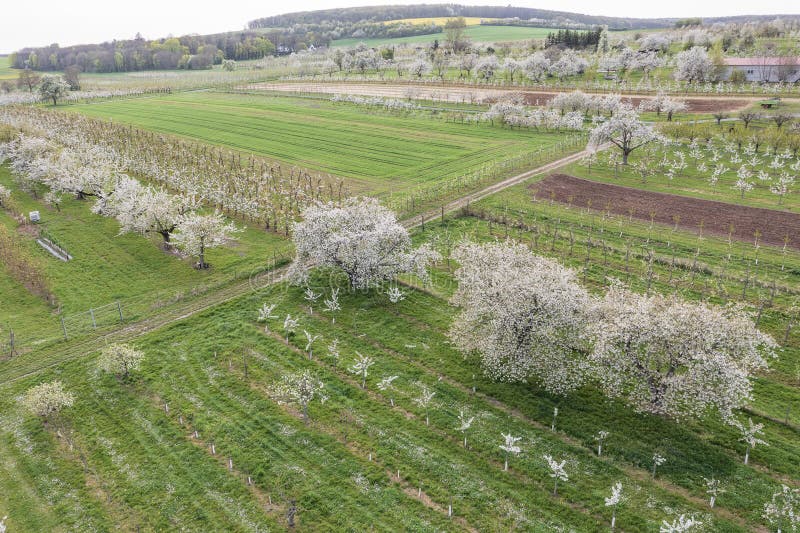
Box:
(22, 381, 74, 420)
(97, 343, 145, 379)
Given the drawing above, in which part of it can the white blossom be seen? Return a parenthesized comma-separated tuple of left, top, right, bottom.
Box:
(590, 282, 775, 420)
(500, 433, 522, 471)
(349, 352, 374, 389)
(22, 381, 74, 420)
(660, 514, 702, 533)
(291, 198, 439, 290)
(449, 242, 592, 393)
(97, 343, 144, 379)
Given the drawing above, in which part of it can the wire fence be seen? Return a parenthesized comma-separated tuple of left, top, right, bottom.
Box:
(0, 253, 293, 359)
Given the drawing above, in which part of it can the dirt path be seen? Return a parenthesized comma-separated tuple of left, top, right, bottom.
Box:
(248, 81, 761, 112)
(407, 146, 597, 230)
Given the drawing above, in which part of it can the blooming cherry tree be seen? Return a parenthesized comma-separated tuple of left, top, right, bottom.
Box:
(97, 343, 144, 379)
(291, 198, 439, 290)
(605, 482, 624, 530)
(735, 417, 768, 465)
(595, 430, 609, 456)
(303, 288, 321, 315)
(544, 455, 568, 495)
(770, 173, 795, 205)
(414, 383, 436, 426)
(704, 477, 725, 508)
(500, 433, 522, 471)
(327, 338, 340, 368)
(589, 105, 662, 165)
(763, 484, 800, 533)
(734, 166, 754, 199)
(449, 242, 592, 393)
(257, 303, 279, 331)
(349, 352, 374, 389)
(277, 369, 327, 423)
(456, 409, 475, 448)
(674, 46, 714, 82)
(377, 375, 398, 406)
(283, 314, 299, 342)
(172, 212, 240, 269)
(590, 283, 775, 420)
(652, 453, 666, 478)
(303, 330, 321, 359)
(523, 52, 550, 82)
(22, 381, 74, 425)
(386, 286, 405, 303)
(322, 289, 341, 323)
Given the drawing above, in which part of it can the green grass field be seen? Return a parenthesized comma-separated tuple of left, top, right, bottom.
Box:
(66, 92, 568, 196)
(331, 25, 556, 48)
(0, 55, 16, 80)
(1, 202, 798, 529)
(2, 62, 800, 531)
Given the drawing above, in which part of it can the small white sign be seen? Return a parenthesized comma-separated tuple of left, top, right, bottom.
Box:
(29, 211, 41, 223)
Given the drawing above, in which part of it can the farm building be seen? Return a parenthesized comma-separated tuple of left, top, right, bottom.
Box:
(721, 57, 800, 83)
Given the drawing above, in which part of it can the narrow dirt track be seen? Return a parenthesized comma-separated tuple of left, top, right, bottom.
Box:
(249, 81, 759, 112)
(407, 145, 597, 230)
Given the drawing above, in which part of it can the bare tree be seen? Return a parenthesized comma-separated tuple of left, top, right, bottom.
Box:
(17, 68, 41, 93)
(739, 112, 760, 129)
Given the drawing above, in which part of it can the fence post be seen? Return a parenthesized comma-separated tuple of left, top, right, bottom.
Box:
(90, 308, 97, 329)
(61, 316, 68, 341)
(117, 301, 124, 323)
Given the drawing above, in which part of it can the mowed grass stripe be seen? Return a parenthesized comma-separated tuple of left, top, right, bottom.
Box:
(68, 92, 563, 193)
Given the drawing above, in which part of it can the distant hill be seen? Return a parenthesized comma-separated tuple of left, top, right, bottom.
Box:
(248, 4, 675, 31)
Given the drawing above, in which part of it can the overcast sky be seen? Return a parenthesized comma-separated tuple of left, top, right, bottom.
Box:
(2, 0, 799, 54)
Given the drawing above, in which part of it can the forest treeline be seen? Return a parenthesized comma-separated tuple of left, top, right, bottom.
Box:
(9, 31, 278, 73)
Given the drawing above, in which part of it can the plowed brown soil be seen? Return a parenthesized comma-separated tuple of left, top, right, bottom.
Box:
(531, 174, 800, 249)
(250, 82, 753, 112)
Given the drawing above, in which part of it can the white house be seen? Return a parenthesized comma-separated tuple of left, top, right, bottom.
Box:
(722, 57, 800, 83)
